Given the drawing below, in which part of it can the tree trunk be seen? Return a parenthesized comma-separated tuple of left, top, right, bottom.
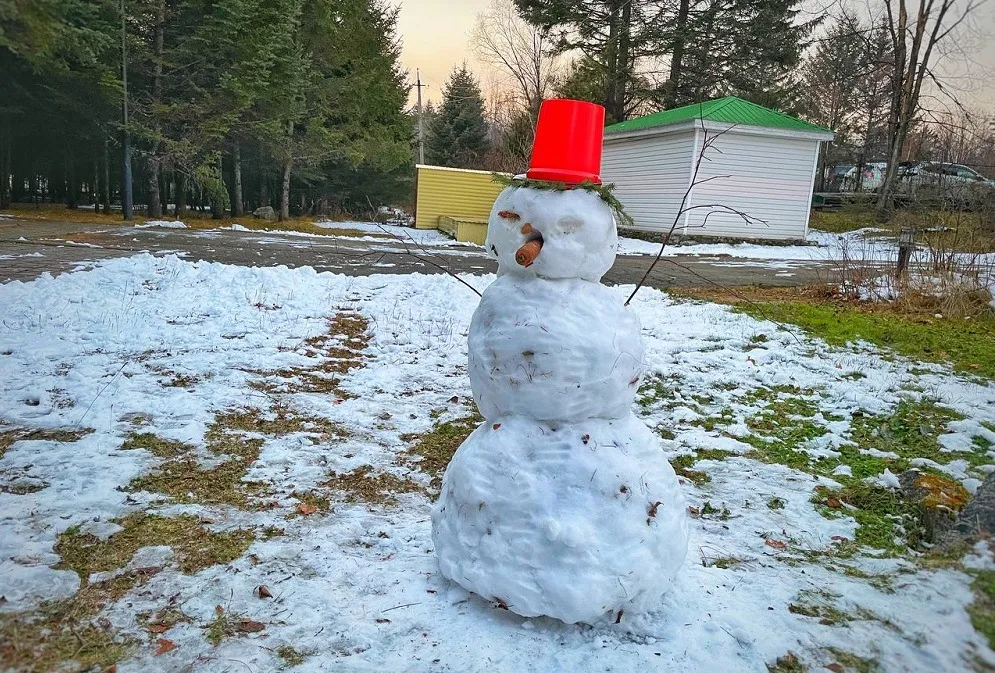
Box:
(148, 159, 161, 217)
(279, 159, 291, 221)
(665, 0, 691, 108)
(145, 0, 165, 218)
(0, 118, 10, 209)
(211, 155, 223, 219)
(93, 159, 100, 211)
(602, 1, 620, 121)
(613, 0, 632, 120)
(102, 139, 111, 214)
(175, 172, 187, 216)
(232, 142, 243, 216)
(66, 150, 77, 209)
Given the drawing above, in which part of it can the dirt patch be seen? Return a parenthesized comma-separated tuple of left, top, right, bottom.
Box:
(322, 466, 422, 504)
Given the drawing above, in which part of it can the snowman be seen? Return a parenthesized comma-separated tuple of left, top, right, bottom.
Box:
(431, 99, 688, 625)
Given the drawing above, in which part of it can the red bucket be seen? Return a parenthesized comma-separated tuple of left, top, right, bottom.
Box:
(526, 99, 605, 185)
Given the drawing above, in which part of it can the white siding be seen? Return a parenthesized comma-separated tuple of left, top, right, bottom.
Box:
(686, 132, 817, 241)
(601, 131, 696, 232)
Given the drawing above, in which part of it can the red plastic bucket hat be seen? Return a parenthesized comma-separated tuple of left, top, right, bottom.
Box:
(527, 99, 605, 185)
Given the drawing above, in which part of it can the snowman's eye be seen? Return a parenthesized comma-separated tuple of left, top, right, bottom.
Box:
(556, 215, 584, 233)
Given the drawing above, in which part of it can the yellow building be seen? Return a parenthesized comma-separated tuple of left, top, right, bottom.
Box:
(414, 164, 509, 245)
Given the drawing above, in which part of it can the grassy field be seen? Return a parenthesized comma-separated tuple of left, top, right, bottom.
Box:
(0, 203, 391, 238)
(811, 207, 995, 253)
(678, 285, 995, 380)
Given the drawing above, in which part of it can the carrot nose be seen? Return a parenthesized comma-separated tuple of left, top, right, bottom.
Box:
(515, 237, 543, 267)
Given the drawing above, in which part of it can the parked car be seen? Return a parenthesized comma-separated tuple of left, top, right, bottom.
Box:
(897, 161, 995, 206)
(834, 162, 885, 192)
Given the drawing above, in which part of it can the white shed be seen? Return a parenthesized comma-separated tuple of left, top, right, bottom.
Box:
(602, 96, 834, 242)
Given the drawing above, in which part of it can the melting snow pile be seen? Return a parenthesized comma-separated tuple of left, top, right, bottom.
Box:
(432, 186, 687, 624)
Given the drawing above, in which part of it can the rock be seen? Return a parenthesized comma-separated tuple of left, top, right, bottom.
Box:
(252, 205, 276, 221)
(898, 470, 970, 543)
(942, 471, 995, 546)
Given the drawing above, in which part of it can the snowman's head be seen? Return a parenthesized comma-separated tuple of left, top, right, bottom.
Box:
(485, 185, 618, 282)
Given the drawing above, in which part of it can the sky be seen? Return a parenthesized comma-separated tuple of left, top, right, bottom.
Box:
(394, 0, 995, 116)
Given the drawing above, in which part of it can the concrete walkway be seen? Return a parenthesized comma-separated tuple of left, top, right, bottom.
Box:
(0, 218, 836, 288)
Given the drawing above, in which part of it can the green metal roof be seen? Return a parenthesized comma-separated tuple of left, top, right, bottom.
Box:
(604, 96, 831, 135)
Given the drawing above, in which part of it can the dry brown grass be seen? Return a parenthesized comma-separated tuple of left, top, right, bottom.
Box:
(249, 312, 370, 396)
(321, 466, 422, 504)
(0, 513, 254, 672)
(402, 412, 483, 489)
(54, 512, 254, 581)
(0, 203, 390, 238)
(0, 426, 94, 459)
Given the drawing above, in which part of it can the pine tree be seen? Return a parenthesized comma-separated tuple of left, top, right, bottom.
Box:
(660, 0, 816, 110)
(425, 64, 490, 169)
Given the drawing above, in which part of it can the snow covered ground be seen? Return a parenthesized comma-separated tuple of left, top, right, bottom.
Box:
(1, 254, 994, 672)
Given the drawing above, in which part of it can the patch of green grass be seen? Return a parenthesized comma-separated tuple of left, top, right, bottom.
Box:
(809, 208, 878, 234)
(812, 483, 923, 553)
(276, 645, 315, 667)
(734, 301, 995, 379)
(636, 374, 680, 411)
(403, 411, 483, 488)
(767, 651, 808, 673)
(969, 570, 995, 649)
(824, 648, 882, 673)
(121, 432, 191, 458)
(54, 512, 254, 581)
(669, 449, 734, 486)
(768, 496, 786, 510)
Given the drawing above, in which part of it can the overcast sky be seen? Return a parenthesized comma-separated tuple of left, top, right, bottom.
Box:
(394, 0, 995, 116)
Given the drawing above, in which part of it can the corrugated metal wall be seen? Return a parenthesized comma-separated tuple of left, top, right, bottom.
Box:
(414, 165, 506, 230)
(688, 133, 817, 241)
(602, 131, 697, 232)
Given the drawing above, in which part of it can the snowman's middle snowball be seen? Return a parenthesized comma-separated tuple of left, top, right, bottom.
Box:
(469, 274, 644, 422)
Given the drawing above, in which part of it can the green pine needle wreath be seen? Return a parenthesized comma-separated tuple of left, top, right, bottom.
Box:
(491, 173, 634, 229)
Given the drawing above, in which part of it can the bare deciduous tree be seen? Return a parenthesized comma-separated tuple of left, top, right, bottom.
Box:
(471, 0, 561, 116)
(875, 0, 980, 222)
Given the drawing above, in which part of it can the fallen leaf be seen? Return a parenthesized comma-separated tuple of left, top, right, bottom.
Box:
(492, 423, 501, 430)
(199, 517, 215, 524)
(825, 664, 845, 673)
(155, 639, 176, 655)
(106, 665, 117, 673)
(148, 623, 169, 634)
(298, 503, 318, 516)
(426, 589, 437, 594)
(215, 605, 224, 617)
(497, 210, 521, 221)
(581, 434, 590, 445)
(647, 501, 662, 518)
(687, 506, 700, 517)
(256, 585, 273, 599)
(375, 618, 391, 624)
(825, 497, 843, 509)
(765, 538, 788, 550)
(237, 619, 266, 633)
(449, 395, 459, 403)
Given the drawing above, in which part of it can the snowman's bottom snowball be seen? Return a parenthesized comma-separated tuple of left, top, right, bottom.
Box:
(431, 414, 688, 624)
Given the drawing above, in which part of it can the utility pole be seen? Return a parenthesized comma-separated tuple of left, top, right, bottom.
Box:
(415, 69, 427, 165)
(120, 0, 133, 220)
